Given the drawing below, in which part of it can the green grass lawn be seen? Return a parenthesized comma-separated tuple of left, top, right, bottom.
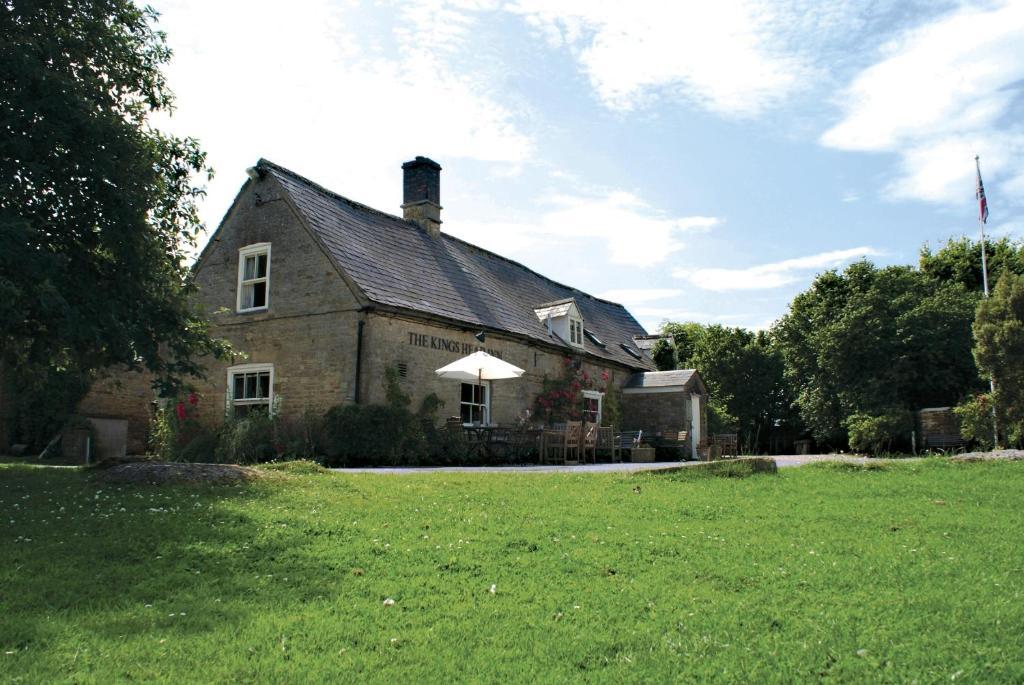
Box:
(2, 460, 1023, 683)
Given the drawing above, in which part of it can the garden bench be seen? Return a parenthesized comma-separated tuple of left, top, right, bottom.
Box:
(615, 430, 644, 460)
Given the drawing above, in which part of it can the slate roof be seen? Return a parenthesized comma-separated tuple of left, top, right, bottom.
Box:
(622, 369, 702, 390)
(259, 160, 655, 370)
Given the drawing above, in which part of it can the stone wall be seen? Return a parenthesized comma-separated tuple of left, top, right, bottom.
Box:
(621, 391, 690, 437)
(76, 369, 155, 454)
(621, 389, 708, 451)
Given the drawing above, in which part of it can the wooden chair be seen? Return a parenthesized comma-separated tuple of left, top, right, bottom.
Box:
(582, 422, 598, 463)
(563, 421, 582, 464)
(541, 427, 565, 464)
(597, 426, 619, 462)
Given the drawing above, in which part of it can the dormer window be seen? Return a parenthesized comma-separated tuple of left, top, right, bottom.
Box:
(534, 298, 586, 350)
(569, 317, 583, 348)
(237, 243, 271, 312)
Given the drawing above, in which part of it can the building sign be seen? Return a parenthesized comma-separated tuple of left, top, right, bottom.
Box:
(407, 332, 502, 358)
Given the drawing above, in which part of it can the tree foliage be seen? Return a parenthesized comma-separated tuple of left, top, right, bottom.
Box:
(774, 260, 981, 448)
(971, 272, 1024, 446)
(0, 1, 228, 444)
(920, 237, 1024, 293)
(657, 322, 793, 453)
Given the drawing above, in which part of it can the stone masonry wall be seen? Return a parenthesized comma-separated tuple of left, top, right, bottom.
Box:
(621, 391, 691, 438)
(76, 369, 155, 454)
(360, 314, 633, 426)
(184, 173, 364, 426)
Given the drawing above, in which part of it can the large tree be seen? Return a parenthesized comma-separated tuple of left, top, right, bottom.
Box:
(774, 261, 980, 448)
(0, 1, 227, 445)
(971, 273, 1024, 446)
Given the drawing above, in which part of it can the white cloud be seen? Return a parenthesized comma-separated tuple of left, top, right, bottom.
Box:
(821, 1, 1024, 204)
(676, 246, 881, 291)
(150, 0, 531, 234)
(509, 0, 817, 117)
(448, 193, 719, 268)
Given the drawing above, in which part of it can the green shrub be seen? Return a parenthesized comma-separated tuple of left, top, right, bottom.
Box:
(258, 459, 327, 475)
(845, 410, 914, 455)
(955, 394, 996, 450)
(321, 403, 426, 467)
(273, 411, 322, 460)
(215, 412, 277, 464)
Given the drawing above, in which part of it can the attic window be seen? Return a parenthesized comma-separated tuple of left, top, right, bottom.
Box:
(584, 329, 605, 348)
(569, 317, 584, 348)
(237, 243, 271, 312)
(619, 343, 643, 360)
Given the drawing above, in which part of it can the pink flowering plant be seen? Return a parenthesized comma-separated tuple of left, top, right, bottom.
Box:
(533, 357, 608, 425)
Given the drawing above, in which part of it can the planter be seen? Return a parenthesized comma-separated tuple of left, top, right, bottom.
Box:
(630, 446, 655, 463)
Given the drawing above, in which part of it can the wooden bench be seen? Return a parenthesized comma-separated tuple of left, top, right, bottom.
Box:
(662, 430, 688, 443)
(615, 430, 643, 460)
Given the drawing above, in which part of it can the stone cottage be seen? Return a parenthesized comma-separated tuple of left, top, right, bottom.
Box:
(76, 157, 707, 458)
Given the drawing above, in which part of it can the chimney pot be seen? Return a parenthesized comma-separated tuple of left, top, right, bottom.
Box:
(401, 156, 442, 237)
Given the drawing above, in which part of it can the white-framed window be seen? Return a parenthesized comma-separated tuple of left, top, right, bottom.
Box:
(569, 317, 584, 348)
(460, 382, 490, 425)
(227, 363, 274, 417)
(583, 389, 603, 425)
(237, 243, 271, 312)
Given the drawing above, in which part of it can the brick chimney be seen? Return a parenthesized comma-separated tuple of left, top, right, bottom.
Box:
(401, 156, 442, 237)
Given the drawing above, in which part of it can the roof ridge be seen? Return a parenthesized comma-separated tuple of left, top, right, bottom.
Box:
(257, 157, 638, 315)
(257, 158, 422, 231)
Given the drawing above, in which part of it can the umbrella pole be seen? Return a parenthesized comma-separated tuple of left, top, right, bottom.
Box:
(478, 368, 484, 425)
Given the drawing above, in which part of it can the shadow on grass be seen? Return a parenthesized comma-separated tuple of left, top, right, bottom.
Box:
(0, 465, 298, 653)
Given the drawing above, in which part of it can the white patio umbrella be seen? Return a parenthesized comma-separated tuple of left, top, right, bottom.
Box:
(435, 351, 525, 424)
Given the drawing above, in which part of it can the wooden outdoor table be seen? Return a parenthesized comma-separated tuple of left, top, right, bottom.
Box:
(463, 426, 542, 462)
(462, 426, 510, 461)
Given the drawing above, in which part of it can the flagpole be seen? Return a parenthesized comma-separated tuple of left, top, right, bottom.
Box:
(977, 155, 991, 298)
(975, 154, 998, 447)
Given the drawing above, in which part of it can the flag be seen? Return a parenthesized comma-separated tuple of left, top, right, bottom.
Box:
(976, 158, 989, 224)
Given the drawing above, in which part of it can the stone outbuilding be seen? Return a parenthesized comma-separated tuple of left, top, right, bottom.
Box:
(621, 370, 708, 459)
(74, 156, 708, 456)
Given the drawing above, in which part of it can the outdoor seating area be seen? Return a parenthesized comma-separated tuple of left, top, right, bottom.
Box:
(431, 349, 704, 465)
(444, 419, 653, 465)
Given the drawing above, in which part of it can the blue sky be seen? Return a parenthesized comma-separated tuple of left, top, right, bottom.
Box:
(151, 0, 1024, 332)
